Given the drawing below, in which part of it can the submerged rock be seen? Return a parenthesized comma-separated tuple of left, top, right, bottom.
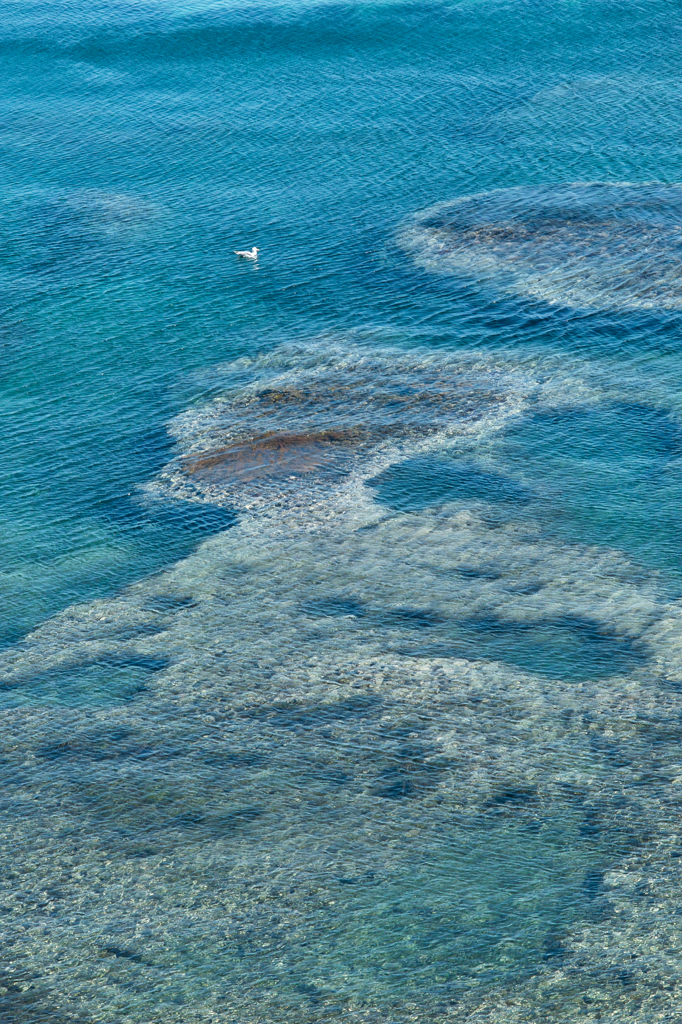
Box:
(181, 427, 373, 483)
(402, 182, 682, 310)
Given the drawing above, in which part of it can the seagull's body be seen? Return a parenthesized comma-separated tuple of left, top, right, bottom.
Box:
(234, 246, 259, 260)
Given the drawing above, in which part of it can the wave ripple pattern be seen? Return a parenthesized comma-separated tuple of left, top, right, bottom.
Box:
(3, 0, 682, 1021)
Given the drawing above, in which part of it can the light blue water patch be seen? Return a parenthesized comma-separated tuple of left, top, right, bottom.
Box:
(368, 457, 532, 511)
(502, 402, 682, 580)
(369, 400, 682, 586)
(0, 485, 237, 649)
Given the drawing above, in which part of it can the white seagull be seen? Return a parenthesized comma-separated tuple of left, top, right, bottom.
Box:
(234, 246, 259, 260)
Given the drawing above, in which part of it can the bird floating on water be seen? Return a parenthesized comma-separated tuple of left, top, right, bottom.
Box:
(234, 246, 259, 260)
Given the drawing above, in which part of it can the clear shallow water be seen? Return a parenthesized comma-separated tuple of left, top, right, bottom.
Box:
(5, 0, 682, 1021)
(401, 183, 682, 310)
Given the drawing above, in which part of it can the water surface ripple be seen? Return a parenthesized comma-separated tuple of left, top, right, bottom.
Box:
(3, 0, 682, 1021)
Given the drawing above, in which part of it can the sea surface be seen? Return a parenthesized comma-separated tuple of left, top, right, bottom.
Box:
(3, 1, 682, 1021)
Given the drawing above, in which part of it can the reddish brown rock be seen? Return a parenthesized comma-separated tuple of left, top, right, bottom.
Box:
(181, 427, 371, 484)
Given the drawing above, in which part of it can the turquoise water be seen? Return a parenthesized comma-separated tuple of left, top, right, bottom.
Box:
(4, 1, 682, 1021)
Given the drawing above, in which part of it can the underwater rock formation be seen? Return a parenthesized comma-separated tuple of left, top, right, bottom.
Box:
(402, 182, 682, 310)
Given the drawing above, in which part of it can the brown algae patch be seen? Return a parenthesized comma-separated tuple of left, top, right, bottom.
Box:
(181, 427, 377, 484)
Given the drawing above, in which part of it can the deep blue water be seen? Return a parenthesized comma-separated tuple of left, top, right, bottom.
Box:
(3, 1, 682, 1021)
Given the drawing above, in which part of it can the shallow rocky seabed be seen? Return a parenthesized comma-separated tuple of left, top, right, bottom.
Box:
(3, 345, 682, 1022)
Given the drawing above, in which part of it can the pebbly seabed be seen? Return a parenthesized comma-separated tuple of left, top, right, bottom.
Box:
(4, 342, 682, 1021)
